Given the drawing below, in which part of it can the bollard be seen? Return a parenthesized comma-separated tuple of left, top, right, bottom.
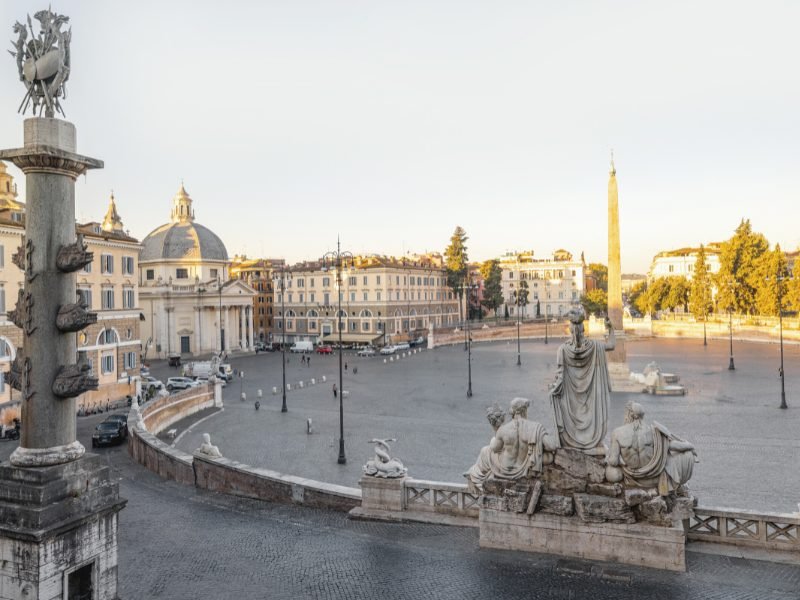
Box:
(241, 392, 246, 401)
(258, 389, 263, 399)
(383, 358, 387, 364)
(311, 378, 316, 385)
(287, 384, 291, 391)
(389, 357, 394, 362)
(342, 390, 349, 398)
(299, 381, 304, 388)
(322, 375, 327, 382)
(272, 386, 277, 395)
(307, 418, 313, 434)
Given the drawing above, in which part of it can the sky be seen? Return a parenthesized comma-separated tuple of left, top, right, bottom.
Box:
(1, 1, 799, 273)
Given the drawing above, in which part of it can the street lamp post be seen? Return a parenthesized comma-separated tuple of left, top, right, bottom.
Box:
(273, 268, 290, 413)
(728, 308, 735, 371)
(217, 277, 223, 353)
(516, 258, 521, 366)
(466, 282, 476, 397)
(322, 237, 354, 464)
(544, 276, 549, 345)
(766, 272, 789, 409)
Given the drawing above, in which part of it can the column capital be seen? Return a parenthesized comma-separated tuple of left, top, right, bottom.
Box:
(0, 146, 103, 181)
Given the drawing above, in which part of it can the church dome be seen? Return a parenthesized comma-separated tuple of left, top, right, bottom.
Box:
(140, 185, 228, 262)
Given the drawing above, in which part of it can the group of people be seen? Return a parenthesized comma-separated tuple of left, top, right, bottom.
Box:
(300, 355, 311, 367)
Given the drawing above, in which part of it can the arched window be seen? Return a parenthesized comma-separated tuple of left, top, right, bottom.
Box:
(307, 309, 319, 318)
(97, 328, 119, 345)
(359, 309, 373, 318)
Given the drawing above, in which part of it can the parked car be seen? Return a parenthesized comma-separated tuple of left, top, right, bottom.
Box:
(380, 345, 397, 355)
(196, 375, 226, 387)
(394, 342, 410, 352)
(143, 376, 165, 394)
(92, 421, 126, 447)
(290, 341, 314, 353)
(166, 377, 200, 392)
(409, 336, 426, 348)
(316, 345, 333, 354)
(254, 341, 268, 353)
(357, 347, 376, 357)
(103, 414, 128, 436)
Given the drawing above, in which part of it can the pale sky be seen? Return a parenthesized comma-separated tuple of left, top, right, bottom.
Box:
(2, 1, 799, 273)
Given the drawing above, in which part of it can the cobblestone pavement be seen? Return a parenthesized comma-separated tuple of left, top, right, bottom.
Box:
(162, 337, 800, 514)
(89, 442, 796, 600)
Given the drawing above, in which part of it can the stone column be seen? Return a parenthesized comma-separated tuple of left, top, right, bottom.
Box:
(224, 306, 230, 352)
(194, 307, 201, 355)
(239, 306, 245, 349)
(247, 306, 254, 349)
(1, 119, 102, 466)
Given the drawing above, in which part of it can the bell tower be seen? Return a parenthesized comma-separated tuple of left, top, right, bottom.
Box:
(170, 183, 195, 223)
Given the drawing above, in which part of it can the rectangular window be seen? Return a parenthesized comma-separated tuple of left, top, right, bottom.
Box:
(101, 254, 113, 274)
(376, 275, 381, 285)
(396, 276, 400, 285)
(323, 292, 330, 305)
(176, 268, 189, 279)
(297, 279, 305, 287)
(363, 292, 368, 302)
(310, 292, 315, 303)
(82, 259, 92, 273)
(124, 352, 136, 370)
(310, 278, 315, 287)
(78, 288, 93, 308)
(377, 291, 381, 301)
(363, 275, 368, 285)
(349, 276, 357, 286)
(122, 256, 134, 274)
(323, 277, 330, 287)
(288, 293, 293, 303)
(362, 321, 370, 331)
(123, 288, 135, 308)
(350, 292, 355, 302)
(0, 244, 4, 268)
(396, 292, 400, 300)
(101, 288, 114, 309)
(210, 268, 218, 279)
(299, 292, 304, 303)
(101, 354, 114, 374)
(146, 269, 154, 280)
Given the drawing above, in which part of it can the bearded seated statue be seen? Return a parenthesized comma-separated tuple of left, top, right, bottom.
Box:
(606, 401, 698, 496)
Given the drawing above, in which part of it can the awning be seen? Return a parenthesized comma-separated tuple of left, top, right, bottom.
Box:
(321, 332, 383, 344)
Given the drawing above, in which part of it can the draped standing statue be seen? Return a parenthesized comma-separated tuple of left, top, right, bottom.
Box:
(549, 307, 614, 453)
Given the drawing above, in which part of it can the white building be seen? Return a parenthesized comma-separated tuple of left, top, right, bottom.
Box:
(498, 249, 587, 318)
(648, 244, 722, 282)
(138, 186, 256, 358)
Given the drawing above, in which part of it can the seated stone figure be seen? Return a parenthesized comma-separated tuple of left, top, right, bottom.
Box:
(196, 433, 222, 458)
(606, 401, 698, 496)
(466, 398, 557, 492)
(464, 404, 507, 494)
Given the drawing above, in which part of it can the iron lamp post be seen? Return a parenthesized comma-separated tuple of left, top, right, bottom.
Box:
(273, 268, 291, 413)
(322, 237, 354, 464)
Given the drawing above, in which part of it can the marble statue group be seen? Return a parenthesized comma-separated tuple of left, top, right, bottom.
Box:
(465, 306, 698, 527)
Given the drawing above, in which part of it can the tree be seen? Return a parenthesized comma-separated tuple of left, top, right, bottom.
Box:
(444, 226, 469, 319)
(788, 268, 800, 314)
(518, 280, 529, 311)
(581, 289, 608, 316)
(627, 281, 648, 314)
(689, 245, 714, 322)
(663, 276, 690, 313)
(753, 244, 789, 316)
(588, 263, 608, 292)
(638, 277, 670, 316)
(479, 259, 503, 316)
(715, 219, 769, 314)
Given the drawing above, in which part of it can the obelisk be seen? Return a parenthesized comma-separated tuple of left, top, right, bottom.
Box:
(0, 9, 125, 598)
(606, 153, 634, 386)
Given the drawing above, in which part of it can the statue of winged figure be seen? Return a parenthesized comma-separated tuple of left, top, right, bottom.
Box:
(8, 9, 72, 117)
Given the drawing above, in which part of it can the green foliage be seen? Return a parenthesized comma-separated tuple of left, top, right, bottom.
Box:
(517, 279, 529, 307)
(753, 244, 789, 316)
(503, 303, 509, 320)
(588, 263, 608, 292)
(444, 226, 469, 297)
(636, 278, 670, 315)
(627, 280, 647, 311)
(479, 259, 503, 316)
(663, 276, 690, 313)
(689, 245, 714, 321)
(715, 219, 769, 314)
(581, 288, 608, 316)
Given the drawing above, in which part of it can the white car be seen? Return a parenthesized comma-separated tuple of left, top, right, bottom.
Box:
(166, 377, 200, 392)
(394, 343, 410, 352)
(143, 376, 165, 393)
(380, 346, 397, 355)
(357, 347, 376, 357)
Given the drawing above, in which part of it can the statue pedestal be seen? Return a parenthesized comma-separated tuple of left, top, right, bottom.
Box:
(357, 475, 406, 513)
(606, 331, 642, 393)
(479, 508, 686, 571)
(0, 454, 126, 598)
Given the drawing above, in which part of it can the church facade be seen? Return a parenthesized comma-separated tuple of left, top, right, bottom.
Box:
(138, 186, 256, 359)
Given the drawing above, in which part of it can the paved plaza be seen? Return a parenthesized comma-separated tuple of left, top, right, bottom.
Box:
(153, 336, 800, 514)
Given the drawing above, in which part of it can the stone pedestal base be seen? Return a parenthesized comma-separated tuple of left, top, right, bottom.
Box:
(608, 362, 643, 393)
(0, 454, 126, 599)
(479, 508, 686, 572)
(358, 475, 405, 512)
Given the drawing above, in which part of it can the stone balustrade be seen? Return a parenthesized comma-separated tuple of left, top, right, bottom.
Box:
(687, 506, 800, 553)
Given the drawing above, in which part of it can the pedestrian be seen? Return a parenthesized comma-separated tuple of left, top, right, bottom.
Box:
(301, 355, 305, 365)
(332, 383, 337, 399)
(353, 366, 358, 376)
(344, 362, 348, 372)
(307, 357, 311, 368)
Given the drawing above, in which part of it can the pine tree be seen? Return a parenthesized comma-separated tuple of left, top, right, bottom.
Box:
(444, 226, 469, 318)
(689, 245, 714, 322)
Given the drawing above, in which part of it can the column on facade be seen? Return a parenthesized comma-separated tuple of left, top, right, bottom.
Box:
(238, 306, 245, 350)
(165, 307, 173, 355)
(247, 306, 254, 349)
(224, 306, 230, 353)
(194, 308, 201, 355)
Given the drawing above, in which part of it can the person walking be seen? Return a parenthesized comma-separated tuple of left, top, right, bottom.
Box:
(332, 383, 338, 399)
(353, 366, 358, 376)
(307, 356, 311, 368)
(344, 362, 348, 373)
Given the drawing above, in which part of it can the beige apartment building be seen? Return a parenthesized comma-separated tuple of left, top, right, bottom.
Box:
(498, 249, 587, 318)
(229, 256, 285, 343)
(274, 253, 459, 346)
(0, 163, 143, 419)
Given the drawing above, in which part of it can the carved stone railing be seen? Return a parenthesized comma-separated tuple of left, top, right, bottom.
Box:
(687, 507, 800, 553)
(403, 478, 480, 518)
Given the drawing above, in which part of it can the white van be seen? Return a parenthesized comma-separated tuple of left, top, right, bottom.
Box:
(290, 341, 314, 353)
